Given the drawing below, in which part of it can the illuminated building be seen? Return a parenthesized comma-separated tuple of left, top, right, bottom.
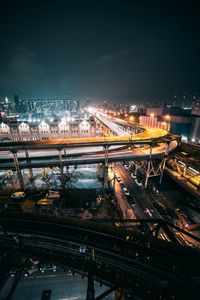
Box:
(0, 117, 96, 141)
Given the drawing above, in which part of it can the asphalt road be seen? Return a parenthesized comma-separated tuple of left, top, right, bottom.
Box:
(0, 141, 177, 170)
(0, 273, 113, 300)
(115, 162, 161, 219)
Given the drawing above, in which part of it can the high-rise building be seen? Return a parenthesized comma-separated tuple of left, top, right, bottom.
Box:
(13, 96, 80, 115)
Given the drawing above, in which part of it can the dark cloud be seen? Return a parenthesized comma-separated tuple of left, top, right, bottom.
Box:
(0, 0, 199, 103)
(9, 48, 43, 78)
(92, 54, 117, 65)
(0, 48, 44, 96)
(92, 49, 133, 65)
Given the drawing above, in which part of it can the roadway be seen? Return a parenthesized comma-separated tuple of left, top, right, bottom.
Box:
(0, 140, 178, 170)
(114, 162, 161, 219)
(0, 274, 112, 300)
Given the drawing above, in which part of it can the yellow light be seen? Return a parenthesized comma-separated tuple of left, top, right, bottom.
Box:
(150, 113, 154, 118)
(125, 114, 128, 117)
(129, 116, 134, 121)
(165, 114, 170, 120)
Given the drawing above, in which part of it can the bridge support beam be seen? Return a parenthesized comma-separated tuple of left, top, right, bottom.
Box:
(12, 150, 24, 190)
(159, 142, 170, 185)
(58, 148, 64, 187)
(109, 163, 116, 191)
(86, 264, 95, 300)
(95, 286, 116, 300)
(103, 145, 109, 166)
(144, 144, 153, 188)
(25, 150, 34, 180)
(102, 163, 108, 189)
(130, 144, 169, 188)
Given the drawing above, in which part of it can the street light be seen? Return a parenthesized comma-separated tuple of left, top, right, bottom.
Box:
(165, 114, 170, 121)
(129, 116, 134, 122)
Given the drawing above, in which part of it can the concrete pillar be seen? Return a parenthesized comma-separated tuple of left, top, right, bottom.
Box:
(144, 144, 153, 188)
(102, 163, 108, 189)
(159, 142, 170, 185)
(12, 150, 24, 190)
(86, 264, 95, 300)
(104, 145, 109, 166)
(25, 150, 34, 179)
(58, 148, 63, 176)
(58, 148, 64, 188)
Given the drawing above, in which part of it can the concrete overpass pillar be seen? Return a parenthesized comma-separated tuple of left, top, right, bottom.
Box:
(103, 145, 109, 166)
(144, 144, 153, 188)
(25, 150, 34, 180)
(57, 148, 63, 175)
(102, 163, 108, 189)
(86, 264, 95, 300)
(58, 148, 64, 187)
(159, 142, 170, 185)
(12, 150, 24, 190)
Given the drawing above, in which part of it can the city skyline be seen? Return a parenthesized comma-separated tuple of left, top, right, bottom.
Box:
(1, 2, 200, 298)
(0, 0, 199, 104)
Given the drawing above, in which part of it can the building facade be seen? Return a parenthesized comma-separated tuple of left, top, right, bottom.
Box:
(0, 117, 96, 142)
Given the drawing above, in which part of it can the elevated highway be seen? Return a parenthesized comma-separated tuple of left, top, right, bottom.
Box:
(0, 132, 178, 151)
(0, 140, 178, 170)
(0, 114, 180, 189)
(0, 111, 178, 152)
(0, 213, 200, 299)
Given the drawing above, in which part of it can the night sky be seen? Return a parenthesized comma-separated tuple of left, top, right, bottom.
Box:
(0, 0, 199, 105)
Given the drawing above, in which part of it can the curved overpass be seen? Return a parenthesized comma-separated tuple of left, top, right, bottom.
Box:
(0, 123, 180, 169)
(0, 140, 178, 169)
(0, 122, 179, 152)
(0, 213, 200, 299)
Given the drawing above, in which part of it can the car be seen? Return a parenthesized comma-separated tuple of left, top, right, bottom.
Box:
(119, 181, 125, 187)
(111, 198, 117, 208)
(41, 290, 52, 300)
(122, 187, 130, 196)
(10, 191, 26, 200)
(129, 198, 136, 206)
(135, 179, 142, 187)
(145, 208, 153, 217)
(39, 264, 57, 273)
(116, 176, 121, 181)
(131, 173, 137, 179)
(36, 198, 54, 211)
(46, 191, 61, 202)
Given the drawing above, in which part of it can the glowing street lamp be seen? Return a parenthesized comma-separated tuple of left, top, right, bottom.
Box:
(129, 116, 134, 122)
